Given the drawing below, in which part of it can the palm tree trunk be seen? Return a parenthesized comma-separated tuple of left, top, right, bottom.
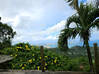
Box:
(74, 0, 79, 11)
(65, 39, 69, 50)
(84, 39, 95, 72)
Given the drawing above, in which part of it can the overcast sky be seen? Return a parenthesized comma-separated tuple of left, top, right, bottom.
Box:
(0, 0, 99, 47)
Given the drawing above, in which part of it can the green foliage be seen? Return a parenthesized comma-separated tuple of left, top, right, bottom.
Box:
(58, 28, 78, 52)
(58, 29, 69, 51)
(0, 43, 90, 71)
(63, 4, 99, 71)
(0, 17, 16, 49)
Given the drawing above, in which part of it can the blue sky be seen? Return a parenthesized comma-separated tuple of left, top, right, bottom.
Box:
(0, 0, 99, 47)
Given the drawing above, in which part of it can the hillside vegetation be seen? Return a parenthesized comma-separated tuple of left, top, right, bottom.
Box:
(0, 43, 90, 71)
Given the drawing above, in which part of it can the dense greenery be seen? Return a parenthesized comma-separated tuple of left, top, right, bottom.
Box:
(0, 0, 98, 72)
(59, 1, 99, 71)
(0, 17, 16, 49)
(0, 43, 90, 71)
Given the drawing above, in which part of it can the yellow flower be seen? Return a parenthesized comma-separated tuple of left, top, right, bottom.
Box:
(24, 64, 26, 66)
(45, 63, 47, 66)
(54, 59, 57, 63)
(33, 59, 35, 61)
(20, 64, 22, 67)
(25, 45, 28, 48)
(28, 59, 32, 63)
(10, 54, 13, 56)
(44, 67, 46, 70)
(32, 54, 34, 56)
(22, 67, 25, 70)
(40, 57, 41, 59)
(17, 47, 22, 49)
(15, 54, 17, 57)
(37, 66, 40, 70)
(25, 45, 30, 50)
(45, 56, 48, 58)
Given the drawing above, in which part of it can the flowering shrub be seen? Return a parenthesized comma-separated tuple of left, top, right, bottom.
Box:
(0, 43, 90, 71)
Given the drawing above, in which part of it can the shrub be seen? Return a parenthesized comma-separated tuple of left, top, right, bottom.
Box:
(0, 43, 90, 71)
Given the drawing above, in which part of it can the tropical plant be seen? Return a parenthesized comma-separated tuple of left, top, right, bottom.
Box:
(66, 0, 79, 11)
(0, 17, 16, 49)
(0, 43, 90, 71)
(58, 28, 78, 51)
(66, 3, 99, 72)
(58, 29, 69, 51)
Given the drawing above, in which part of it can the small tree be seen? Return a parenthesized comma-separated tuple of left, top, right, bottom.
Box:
(0, 17, 16, 49)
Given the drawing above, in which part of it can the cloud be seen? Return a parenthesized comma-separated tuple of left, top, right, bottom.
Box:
(87, 0, 96, 6)
(90, 28, 99, 41)
(12, 20, 66, 44)
(45, 20, 66, 34)
(0, 0, 76, 45)
(3, 0, 99, 47)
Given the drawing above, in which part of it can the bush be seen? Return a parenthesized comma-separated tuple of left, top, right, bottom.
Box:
(0, 43, 90, 71)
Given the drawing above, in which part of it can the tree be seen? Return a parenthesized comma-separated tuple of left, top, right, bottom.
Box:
(58, 28, 78, 51)
(66, 3, 99, 72)
(66, 0, 79, 11)
(58, 30, 69, 51)
(0, 17, 16, 49)
(58, 29, 69, 51)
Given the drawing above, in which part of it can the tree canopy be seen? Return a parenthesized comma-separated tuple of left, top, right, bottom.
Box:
(0, 17, 16, 49)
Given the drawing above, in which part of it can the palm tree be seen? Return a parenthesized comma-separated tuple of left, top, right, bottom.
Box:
(66, 0, 79, 11)
(58, 29, 69, 51)
(58, 28, 78, 51)
(66, 3, 99, 72)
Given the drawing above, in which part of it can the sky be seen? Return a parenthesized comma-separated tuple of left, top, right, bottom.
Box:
(0, 0, 99, 47)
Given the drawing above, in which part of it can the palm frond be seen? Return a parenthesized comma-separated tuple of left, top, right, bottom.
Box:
(66, 15, 81, 28)
(91, 18, 99, 29)
(88, 8, 99, 24)
(66, 0, 79, 10)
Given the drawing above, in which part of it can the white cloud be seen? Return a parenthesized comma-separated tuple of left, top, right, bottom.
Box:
(90, 28, 99, 41)
(11, 19, 66, 45)
(46, 20, 66, 34)
(3, 0, 99, 47)
(87, 0, 96, 6)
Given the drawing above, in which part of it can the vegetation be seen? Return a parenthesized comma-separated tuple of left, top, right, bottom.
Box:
(67, 3, 99, 71)
(0, 43, 91, 71)
(0, 0, 98, 72)
(58, 29, 69, 51)
(59, 0, 99, 72)
(58, 28, 78, 51)
(0, 17, 16, 50)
